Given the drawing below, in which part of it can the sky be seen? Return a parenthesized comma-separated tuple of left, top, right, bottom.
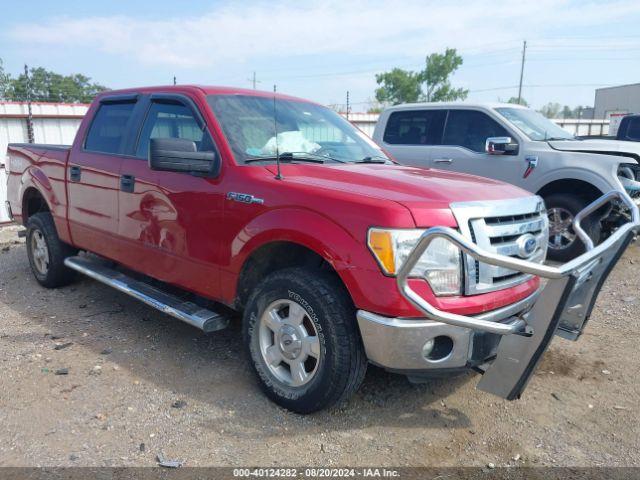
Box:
(1, 0, 640, 112)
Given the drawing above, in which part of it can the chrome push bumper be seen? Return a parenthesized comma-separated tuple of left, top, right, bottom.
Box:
(358, 191, 639, 400)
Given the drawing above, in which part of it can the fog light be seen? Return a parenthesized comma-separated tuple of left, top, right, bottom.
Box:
(423, 336, 454, 361)
(422, 338, 435, 358)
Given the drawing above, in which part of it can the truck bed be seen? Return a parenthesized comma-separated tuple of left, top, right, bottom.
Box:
(6, 143, 71, 236)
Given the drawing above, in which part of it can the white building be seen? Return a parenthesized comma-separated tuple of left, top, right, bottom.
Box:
(0, 102, 89, 224)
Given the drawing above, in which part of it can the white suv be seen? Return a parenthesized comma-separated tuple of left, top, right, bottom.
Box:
(373, 102, 640, 261)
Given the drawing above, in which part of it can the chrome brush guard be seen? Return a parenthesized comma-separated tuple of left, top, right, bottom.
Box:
(397, 191, 639, 400)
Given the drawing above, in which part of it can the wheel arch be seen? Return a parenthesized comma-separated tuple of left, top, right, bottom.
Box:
(536, 178, 604, 203)
(21, 187, 51, 224)
(235, 240, 351, 311)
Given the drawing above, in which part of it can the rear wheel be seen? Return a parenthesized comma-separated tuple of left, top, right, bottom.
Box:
(243, 267, 367, 413)
(26, 212, 78, 288)
(544, 193, 601, 262)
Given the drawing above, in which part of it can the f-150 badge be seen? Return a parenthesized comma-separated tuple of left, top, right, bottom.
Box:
(523, 155, 538, 179)
(227, 192, 264, 204)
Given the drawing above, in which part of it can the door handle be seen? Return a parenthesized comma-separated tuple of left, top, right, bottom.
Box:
(120, 174, 135, 193)
(433, 158, 453, 164)
(69, 165, 81, 182)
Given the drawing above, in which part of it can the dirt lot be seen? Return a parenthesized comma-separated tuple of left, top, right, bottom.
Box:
(0, 226, 639, 468)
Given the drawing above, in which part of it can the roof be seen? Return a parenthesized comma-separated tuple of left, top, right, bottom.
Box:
(595, 82, 640, 92)
(96, 85, 318, 104)
(382, 101, 529, 111)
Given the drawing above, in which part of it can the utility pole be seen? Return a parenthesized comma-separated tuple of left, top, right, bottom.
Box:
(346, 91, 350, 120)
(173, 76, 177, 85)
(517, 40, 527, 105)
(24, 64, 34, 144)
(248, 71, 260, 89)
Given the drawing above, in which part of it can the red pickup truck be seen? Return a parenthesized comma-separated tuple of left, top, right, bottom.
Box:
(4, 86, 638, 413)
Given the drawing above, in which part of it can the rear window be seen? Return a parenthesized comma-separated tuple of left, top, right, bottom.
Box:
(85, 102, 136, 154)
(383, 110, 446, 145)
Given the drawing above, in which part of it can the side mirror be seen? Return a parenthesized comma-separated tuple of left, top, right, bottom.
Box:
(149, 137, 219, 175)
(485, 136, 518, 155)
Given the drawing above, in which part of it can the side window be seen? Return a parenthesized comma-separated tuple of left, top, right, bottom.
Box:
(624, 117, 640, 141)
(443, 110, 510, 153)
(383, 110, 446, 145)
(136, 101, 214, 158)
(84, 101, 136, 154)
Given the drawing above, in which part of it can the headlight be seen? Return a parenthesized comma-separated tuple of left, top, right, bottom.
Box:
(367, 228, 462, 296)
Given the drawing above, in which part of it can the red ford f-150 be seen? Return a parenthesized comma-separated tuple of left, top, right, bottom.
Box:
(4, 86, 638, 413)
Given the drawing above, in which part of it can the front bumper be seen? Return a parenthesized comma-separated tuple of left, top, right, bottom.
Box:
(359, 191, 639, 400)
(357, 290, 538, 371)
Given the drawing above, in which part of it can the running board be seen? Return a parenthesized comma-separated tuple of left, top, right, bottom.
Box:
(64, 256, 230, 333)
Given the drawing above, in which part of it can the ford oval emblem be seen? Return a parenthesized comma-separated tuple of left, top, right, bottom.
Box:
(516, 233, 538, 258)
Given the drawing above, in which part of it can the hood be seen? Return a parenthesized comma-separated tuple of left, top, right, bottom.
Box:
(266, 163, 533, 226)
(548, 139, 640, 161)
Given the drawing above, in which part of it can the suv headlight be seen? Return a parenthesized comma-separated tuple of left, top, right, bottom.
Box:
(367, 228, 462, 296)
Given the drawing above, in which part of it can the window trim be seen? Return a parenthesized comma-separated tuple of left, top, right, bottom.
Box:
(82, 96, 140, 155)
(132, 93, 219, 162)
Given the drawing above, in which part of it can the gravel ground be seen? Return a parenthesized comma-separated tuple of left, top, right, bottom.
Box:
(0, 226, 638, 468)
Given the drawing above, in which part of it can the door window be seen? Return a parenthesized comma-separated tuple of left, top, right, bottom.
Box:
(136, 101, 215, 158)
(443, 110, 510, 153)
(84, 101, 136, 154)
(383, 110, 446, 145)
(624, 117, 640, 141)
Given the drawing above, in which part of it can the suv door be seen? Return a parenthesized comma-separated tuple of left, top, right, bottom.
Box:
(67, 95, 138, 260)
(429, 109, 523, 181)
(378, 109, 446, 167)
(118, 94, 224, 297)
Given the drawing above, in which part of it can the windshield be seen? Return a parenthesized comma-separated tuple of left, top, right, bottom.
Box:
(495, 107, 575, 141)
(207, 95, 389, 164)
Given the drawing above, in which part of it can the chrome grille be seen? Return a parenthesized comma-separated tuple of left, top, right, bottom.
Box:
(450, 196, 548, 295)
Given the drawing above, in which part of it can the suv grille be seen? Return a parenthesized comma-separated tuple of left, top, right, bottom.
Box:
(450, 197, 548, 295)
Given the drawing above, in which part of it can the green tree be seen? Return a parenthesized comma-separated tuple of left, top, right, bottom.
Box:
(375, 48, 468, 105)
(505, 96, 529, 107)
(0, 59, 11, 100)
(375, 68, 423, 105)
(421, 48, 468, 102)
(5, 65, 108, 103)
(539, 102, 562, 118)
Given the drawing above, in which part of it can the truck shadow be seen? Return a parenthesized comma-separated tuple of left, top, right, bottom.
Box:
(0, 245, 472, 434)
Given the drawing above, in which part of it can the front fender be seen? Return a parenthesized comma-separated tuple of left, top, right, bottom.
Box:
(227, 207, 378, 306)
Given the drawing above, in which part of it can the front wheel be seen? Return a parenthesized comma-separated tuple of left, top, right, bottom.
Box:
(544, 193, 602, 262)
(243, 267, 367, 413)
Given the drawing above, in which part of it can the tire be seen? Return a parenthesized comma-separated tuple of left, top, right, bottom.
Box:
(243, 267, 367, 413)
(26, 212, 78, 288)
(544, 193, 602, 262)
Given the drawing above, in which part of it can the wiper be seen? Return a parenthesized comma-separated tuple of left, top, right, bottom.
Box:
(356, 156, 389, 164)
(245, 152, 326, 164)
(545, 137, 577, 141)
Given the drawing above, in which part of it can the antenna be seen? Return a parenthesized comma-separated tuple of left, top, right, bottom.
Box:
(273, 84, 283, 180)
